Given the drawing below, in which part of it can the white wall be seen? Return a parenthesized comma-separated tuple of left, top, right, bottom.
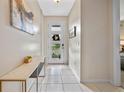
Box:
(81, 0, 111, 82)
(44, 16, 68, 64)
(0, 0, 43, 77)
(68, 0, 81, 80)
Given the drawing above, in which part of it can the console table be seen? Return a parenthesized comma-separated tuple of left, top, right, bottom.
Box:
(0, 56, 46, 92)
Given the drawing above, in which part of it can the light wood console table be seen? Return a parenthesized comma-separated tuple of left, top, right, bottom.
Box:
(0, 56, 46, 92)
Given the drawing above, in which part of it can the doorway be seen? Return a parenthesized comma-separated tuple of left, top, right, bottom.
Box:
(47, 23, 65, 64)
(120, 0, 124, 88)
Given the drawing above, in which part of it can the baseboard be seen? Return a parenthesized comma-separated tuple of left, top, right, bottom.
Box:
(48, 63, 66, 65)
(110, 80, 121, 87)
(81, 79, 111, 84)
(80, 79, 122, 87)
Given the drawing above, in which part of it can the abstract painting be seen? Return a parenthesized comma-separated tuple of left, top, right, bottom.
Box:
(69, 26, 76, 38)
(10, 0, 35, 35)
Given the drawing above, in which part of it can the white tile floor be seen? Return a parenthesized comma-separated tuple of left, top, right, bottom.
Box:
(39, 65, 84, 92)
(38, 65, 124, 92)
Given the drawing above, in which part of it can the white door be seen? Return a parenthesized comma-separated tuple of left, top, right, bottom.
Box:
(48, 23, 64, 64)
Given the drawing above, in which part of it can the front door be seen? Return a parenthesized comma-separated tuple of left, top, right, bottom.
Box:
(48, 23, 64, 64)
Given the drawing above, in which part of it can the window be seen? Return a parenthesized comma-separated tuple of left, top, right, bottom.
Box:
(51, 25, 62, 31)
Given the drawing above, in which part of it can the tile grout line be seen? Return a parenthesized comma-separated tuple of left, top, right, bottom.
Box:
(46, 66, 64, 92)
(61, 69, 65, 92)
(44, 65, 83, 92)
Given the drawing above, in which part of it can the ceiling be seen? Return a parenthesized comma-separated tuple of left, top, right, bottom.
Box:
(37, 0, 75, 16)
(120, 0, 124, 20)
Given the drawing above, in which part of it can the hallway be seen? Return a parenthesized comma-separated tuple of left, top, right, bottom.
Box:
(39, 65, 83, 92)
(0, 0, 123, 92)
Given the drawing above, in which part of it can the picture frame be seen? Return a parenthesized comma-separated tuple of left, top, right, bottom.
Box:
(10, 0, 35, 35)
(69, 26, 76, 38)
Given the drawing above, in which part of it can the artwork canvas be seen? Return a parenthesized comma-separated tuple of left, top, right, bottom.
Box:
(10, 0, 35, 35)
(69, 26, 76, 38)
(52, 34, 60, 41)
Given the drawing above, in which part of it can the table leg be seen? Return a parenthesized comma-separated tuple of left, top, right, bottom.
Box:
(24, 81, 27, 92)
(0, 81, 2, 92)
(36, 77, 38, 92)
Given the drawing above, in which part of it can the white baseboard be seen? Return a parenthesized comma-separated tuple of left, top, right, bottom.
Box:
(81, 79, 111, 84)
(81, 79, 122, 87)
(110, 80, 121, 87)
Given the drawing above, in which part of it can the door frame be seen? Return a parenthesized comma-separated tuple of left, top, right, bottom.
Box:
(111, 0, 121, 86)
(47, 22, 65, 64)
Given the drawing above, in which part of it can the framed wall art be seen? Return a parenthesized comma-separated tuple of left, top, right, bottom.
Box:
(69, 26, 76, 38)
(10, 0, 35, 35)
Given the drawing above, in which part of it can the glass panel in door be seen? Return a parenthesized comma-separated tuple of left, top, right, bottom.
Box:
(51, 43, 61, 59)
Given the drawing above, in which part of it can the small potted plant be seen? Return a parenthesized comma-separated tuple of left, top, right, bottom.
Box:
(24, 56, 32, 64)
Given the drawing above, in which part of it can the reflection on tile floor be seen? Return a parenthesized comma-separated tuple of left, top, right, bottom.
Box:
(39, 65, 83, 92)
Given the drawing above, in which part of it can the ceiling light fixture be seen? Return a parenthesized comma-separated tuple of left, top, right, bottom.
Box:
(54, 0, 61, 5)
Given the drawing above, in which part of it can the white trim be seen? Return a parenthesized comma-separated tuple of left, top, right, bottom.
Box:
(111, 0, 121, 86)
(80, 0, 86, 83)
(81, 80, 111, 83)
(47, 22, 65, 64)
